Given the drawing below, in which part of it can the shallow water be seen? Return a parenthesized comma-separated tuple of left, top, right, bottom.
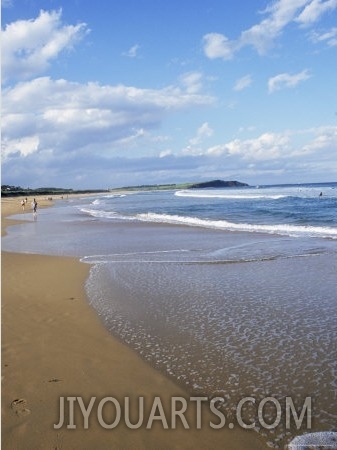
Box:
(85, 253, 337, 446)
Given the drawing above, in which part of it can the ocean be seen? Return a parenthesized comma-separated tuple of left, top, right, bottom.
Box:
(82, 182, 337, 239)
(3, 182, 337, 448)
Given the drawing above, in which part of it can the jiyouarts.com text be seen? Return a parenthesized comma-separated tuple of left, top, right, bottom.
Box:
(54, 395, 312, 430)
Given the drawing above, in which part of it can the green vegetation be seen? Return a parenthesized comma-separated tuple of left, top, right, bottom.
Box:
(1, 185, 108, 197)
(188, 180, 248, 189)
(2, 179, 249, 197)
(113, 179, 249, 191)
(112, 182, 192, 192)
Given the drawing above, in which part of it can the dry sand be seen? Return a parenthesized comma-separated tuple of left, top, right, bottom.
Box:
(1, 196, 266, 449)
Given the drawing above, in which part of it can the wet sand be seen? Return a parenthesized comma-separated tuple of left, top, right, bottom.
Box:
(1, 197, 265, 449)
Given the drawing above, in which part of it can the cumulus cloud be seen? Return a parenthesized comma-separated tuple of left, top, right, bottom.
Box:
(202, 0, 337, 60)
(168, 126, 337, 185)
(205, 127, 337, 165)
(3, 125, 337, 188)
(203, 33, 235, 60)
(302, 125, 337, 153)
(2, 6, 336, 188)
(268, 69, 311, 92)
(1, 11, 216, 188)
(1, 9, 89, 83)
(206, 132, 291, 160)
(1, 135, 40, 159)
(1, 76, 214, 161)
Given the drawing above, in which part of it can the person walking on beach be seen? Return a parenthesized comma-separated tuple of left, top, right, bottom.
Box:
(32, 199, 38, 216)
(21, 199, 25, 211)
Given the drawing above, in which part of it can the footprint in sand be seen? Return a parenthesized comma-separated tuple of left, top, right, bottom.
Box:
(48, 378, 62, 383)
(11, 398, 31, 417)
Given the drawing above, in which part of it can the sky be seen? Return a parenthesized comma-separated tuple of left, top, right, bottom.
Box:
(1, 0, 337, 189)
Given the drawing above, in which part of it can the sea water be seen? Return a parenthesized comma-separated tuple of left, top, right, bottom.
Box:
(3, 182, 337, 448)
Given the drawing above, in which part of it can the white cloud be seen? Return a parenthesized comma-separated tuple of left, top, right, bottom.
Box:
(204, 126, 337, 166)
(2, 76, 214, 161)
(240, 0, 309, 54)
(1, 9, 89, 83)
(197, 122, 214, 138)
(310, 27, 337, 45)
(296, 0, 337, 25)
(202, 0, 337, 60)
(189, 122, 214, 146)
(1, 135, 40, 159)
(179, 72, 203, 94)
(203, 33, 235, 60)
(207, 132, 291, 160)
(234, 75, 252, 91)
(302, 125, 337, 153)
(2, 6, 336, 188)
(2, 124, 336, 188)
(123, 44, 140, 58)
(159, 150, 173, 158)
(268, 69, 311, 93)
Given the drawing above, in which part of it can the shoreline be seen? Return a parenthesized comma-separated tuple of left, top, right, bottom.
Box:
(1, 197, 266, 449)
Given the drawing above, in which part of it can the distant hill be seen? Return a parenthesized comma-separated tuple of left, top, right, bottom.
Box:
(112, 179, 249, 191)
(188, 179, 249, 189)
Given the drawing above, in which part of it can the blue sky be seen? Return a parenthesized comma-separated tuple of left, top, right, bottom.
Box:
(2, 0, 337, 189)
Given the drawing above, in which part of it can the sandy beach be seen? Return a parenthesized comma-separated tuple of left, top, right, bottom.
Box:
(1, 197, 265, 449)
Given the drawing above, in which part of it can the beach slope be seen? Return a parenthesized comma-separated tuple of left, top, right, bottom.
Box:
(1, 198, 265, 449)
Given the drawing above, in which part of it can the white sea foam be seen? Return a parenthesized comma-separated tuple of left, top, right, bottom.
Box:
(176, 185, 337, 200)
(79, 207, 130, 220)
(103, 194, 127, 198)
(79, 207, 337, 239)
(86, 254, 337, 448)
(81, 249, 190, 264)
(288, 431, 337, 449)
(175, 190, 287, 200)
(90, 194, 126, 205)
(136, 212, 337, 239)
